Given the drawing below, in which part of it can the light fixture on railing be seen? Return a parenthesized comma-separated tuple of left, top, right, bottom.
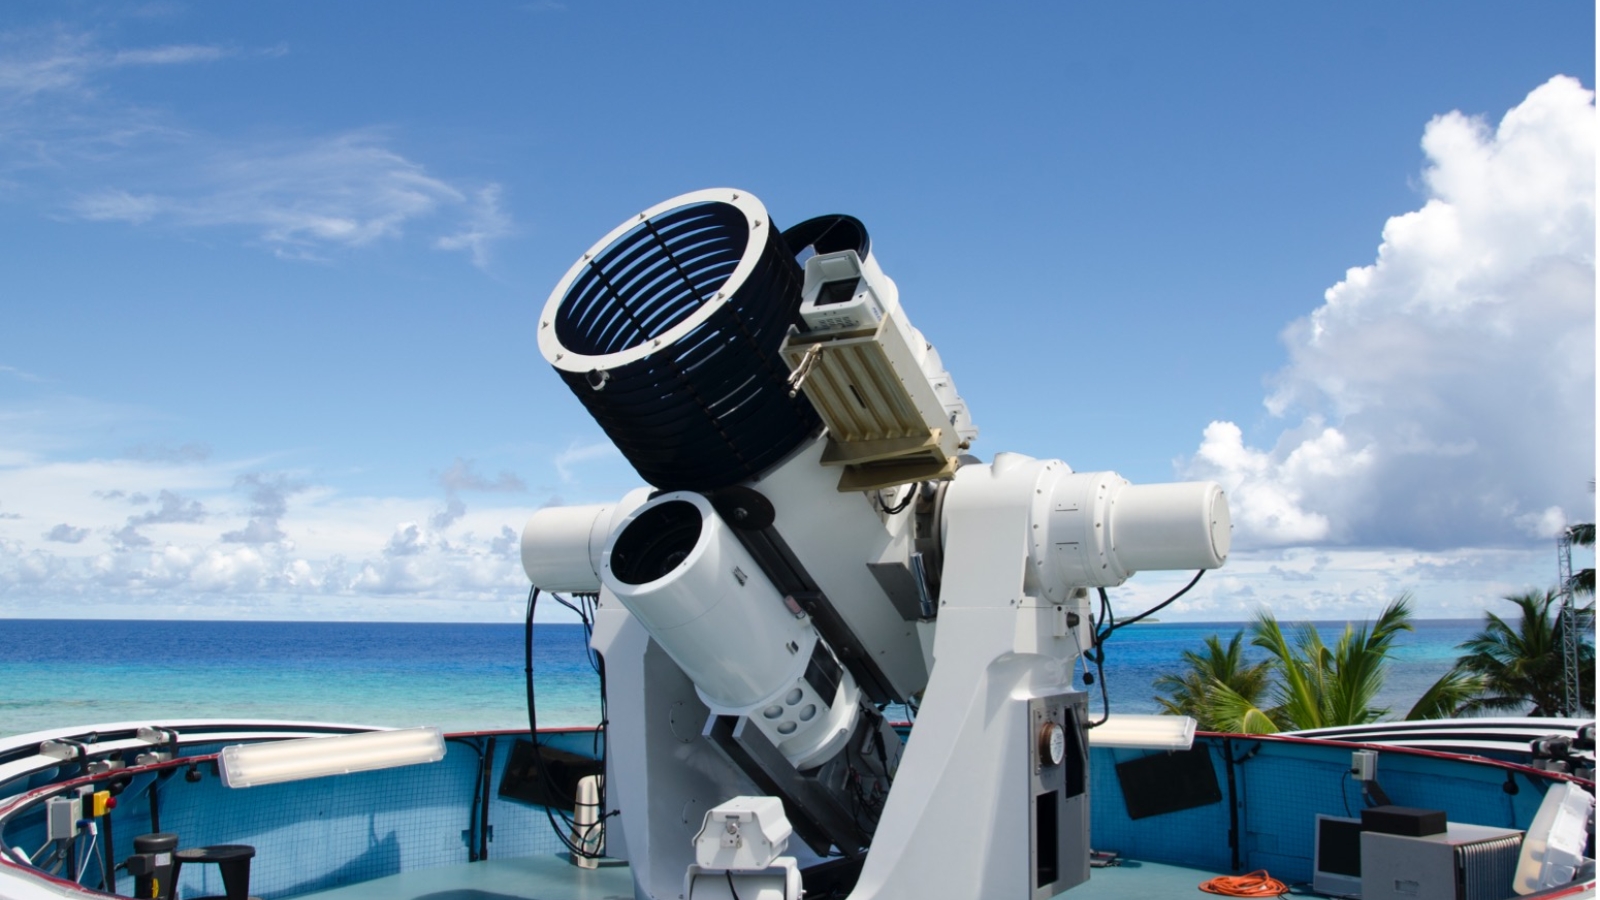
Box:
(1087, 714, 1197, 750)
(218, 727, 446, 788)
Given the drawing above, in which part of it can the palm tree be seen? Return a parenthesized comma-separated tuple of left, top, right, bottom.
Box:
(1152, 632, 1275, 731)
(1452, 589, 1595, 717)
(1568, 523, 1594, 597)
(1202, 596, 1416, 734)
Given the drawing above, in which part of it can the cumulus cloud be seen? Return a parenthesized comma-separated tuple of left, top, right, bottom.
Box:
(44, 523, 88, 543)
(108, 490, 204, 548)
(0, 441, 544, 615)
(431, 459, 527, 530)
(221, 472, 305, 545)
(1184, 76, 1596, 550)
(0, 388, 545, 613)
(130, 489, 206, 525)
(439, 458, 527, 494)
(429, 496, 468, 531)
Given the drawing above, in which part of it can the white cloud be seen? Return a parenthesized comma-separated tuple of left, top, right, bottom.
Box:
(439, 458, 527, 494)
(1184, 76, 1596, 550)
(0, 365, 46, 384)
(0, 28, 511, 264)
(110, 45, 229, 67)
(0, 414, 564, 618)
(435, 185, 514, 269)
(69, 132, 506, 259)
(43, 523, 88, 543)
(1, 419, 1579, 621)
(1111, 543, 1565, 623)
(0, 29, 230, 102)
(554, 440, 621, 483)
(0, 453, 543, 611)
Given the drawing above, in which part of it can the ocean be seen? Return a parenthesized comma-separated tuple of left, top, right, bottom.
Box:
(0, 618, 1485, 739)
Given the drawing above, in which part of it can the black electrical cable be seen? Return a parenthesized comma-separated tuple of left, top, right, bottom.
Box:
(1084, 591, 1112, 728)
(99, 809, 113, 892)
(1083, 571, 1205, 728)
(525, 590, 584, 838)
(726, 870, 747, 900)
(456, 737, 486, 861)
(578, 591, 617, 850)
(1107, 570, 1205, 635)
(875, 485, 916, 516)
(524, 586, 616, 860)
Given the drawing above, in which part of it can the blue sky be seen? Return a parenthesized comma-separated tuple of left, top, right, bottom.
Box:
(0, 1, 1593, 622)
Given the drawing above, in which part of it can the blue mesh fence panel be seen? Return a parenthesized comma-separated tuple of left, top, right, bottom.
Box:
(1089, 743, 1233, 872)
(5, 727, 1571, 897)
(1, 731, 606, 899)
(484, 730, 601, 862)
(1088, 735, 1565, 886)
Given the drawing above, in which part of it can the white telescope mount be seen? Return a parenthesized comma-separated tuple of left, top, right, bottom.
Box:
(522, 189, 1231, 900)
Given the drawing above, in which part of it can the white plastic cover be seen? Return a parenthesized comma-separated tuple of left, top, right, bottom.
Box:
(1513, 780, 1594, 894)
(693, 796, 792, 870)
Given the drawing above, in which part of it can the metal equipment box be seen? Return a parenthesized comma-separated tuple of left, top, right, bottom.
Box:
(1361, 822, 1523, 900)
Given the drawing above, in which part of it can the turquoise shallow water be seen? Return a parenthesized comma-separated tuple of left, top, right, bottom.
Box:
(0, 618, 1483, 738)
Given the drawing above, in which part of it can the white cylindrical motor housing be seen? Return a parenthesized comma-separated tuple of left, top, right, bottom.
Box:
(1039, 468, 1230, 592)
(520, 488, 652, 592)
(963, 453, 1229, 602)
(601, 491, 859, 769)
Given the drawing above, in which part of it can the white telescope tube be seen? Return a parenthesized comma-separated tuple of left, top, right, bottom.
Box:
(601, 492, 859, 768)
(1111, 482, 1231, 573)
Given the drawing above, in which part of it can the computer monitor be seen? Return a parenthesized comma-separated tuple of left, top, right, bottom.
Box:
(1314, 814, 1364, 898)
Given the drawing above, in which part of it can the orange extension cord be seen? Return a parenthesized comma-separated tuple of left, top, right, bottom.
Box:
(1198, 870, 1290, 897)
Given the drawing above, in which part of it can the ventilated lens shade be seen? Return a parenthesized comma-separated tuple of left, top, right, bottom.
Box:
(540, 189, 820, 492)
(218, 727, 446, 788)
(780, 214, 870, 261)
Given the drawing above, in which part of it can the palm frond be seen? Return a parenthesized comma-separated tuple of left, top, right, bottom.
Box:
(1568, 523, 1595, 547)
(1204, 682, 1282, 735)
(1406, 668, 1485, 720)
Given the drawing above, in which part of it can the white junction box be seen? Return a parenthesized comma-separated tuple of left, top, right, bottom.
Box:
(1351, 749, 1379, 782)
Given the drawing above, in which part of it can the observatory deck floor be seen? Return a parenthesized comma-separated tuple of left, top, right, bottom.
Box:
(289, 854, 1237, 900)
(291, 855, 635, 900)
(1080, 858, 1245, 898)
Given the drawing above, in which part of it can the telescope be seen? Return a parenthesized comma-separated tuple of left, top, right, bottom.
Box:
(522, 189, 1230, 899)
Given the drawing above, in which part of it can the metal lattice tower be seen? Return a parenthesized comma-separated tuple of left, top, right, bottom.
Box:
(1557, 530, 1580, 716)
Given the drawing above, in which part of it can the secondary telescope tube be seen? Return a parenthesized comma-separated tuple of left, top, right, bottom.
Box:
(601, 492, 860, 769)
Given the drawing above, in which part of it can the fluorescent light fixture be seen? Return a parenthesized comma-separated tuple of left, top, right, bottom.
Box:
(218, 727, 446, 788)
(1087, 714, 1196, 750)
